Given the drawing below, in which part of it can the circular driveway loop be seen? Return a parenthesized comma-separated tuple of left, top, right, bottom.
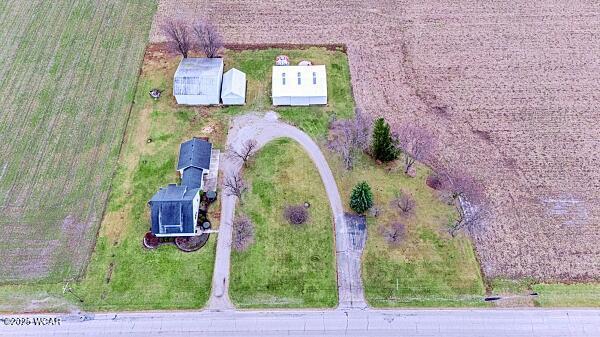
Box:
(208, 112, 366, 310)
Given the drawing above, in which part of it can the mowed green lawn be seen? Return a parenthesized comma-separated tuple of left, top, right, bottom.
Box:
(74, 47, 348, 310)
(59, 50, 237, 310)
(325, 152, 487, 307)
(0, 46, 348, 311)
(230, 139, 338, 308)
(0, 0, 156, 283)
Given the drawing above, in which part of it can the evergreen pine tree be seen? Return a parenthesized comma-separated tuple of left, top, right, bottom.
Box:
(371, 117, 399, 162)
(350, 181, 374, 214)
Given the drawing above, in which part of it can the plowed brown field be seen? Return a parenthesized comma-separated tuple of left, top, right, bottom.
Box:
(150, 1, 600, 281)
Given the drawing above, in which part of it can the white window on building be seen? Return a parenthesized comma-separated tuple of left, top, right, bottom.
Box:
(312, 72, 317, 84)
(282, 73, 286, 85)
(297, 72, 301, 85)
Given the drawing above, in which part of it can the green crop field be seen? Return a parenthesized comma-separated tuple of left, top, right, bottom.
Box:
(0, 0, 156, 283)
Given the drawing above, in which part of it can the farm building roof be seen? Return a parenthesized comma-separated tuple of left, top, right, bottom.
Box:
(148, 184, 200, 235)
(271, 65, 327, 98)
(221, 68, 246, 99)
(177, 138, 212, 171)
(173, 58, 224, 96)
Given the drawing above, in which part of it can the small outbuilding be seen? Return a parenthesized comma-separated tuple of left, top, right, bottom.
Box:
(177, 138, 213, 190)
(148, 184, 201, 237)
(271, 65, 327, 106)
(221, 68, 246, 105)
(173, 58, 224, 105)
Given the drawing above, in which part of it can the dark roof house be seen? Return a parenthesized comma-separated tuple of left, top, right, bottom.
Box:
(177, 138, 212, 171)
(181, 166, 203, 189)
(177, 138, 213, 190)
(148, 184, 200, 237)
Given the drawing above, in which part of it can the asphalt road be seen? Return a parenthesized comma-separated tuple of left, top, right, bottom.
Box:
(2, 308, 599, 336)
(208, 112, 366, 309)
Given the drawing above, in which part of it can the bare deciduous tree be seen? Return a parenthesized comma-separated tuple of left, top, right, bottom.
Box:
(379, 222, 406, 246)
(228, 139, 258, 167)
(441, 170, 488, 237)
(232, 215, 254, 251)
(161, 19, 193, 58)
(284, 205, 309, 226)
(443, 171, 484, 203)
(397, 124, 435, 175)
(393, 192, 416, 216)
(448, 203, 488, 237)
(350, 107, 372, 151)
(330, 107, 372, 170)
(193, 20, 223, 58)
(223, 172, 246, 201)
(337, 122, 355, 169)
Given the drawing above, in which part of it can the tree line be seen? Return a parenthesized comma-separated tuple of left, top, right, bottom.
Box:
(161, 18, 223, 58)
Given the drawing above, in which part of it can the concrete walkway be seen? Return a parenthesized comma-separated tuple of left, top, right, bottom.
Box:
(208, 112, 366, 310)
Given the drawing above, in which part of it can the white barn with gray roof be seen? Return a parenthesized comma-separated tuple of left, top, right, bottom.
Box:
(271, 65, 327, 106)
(221, 68, 246, 105)
(173, 58, 223, 105)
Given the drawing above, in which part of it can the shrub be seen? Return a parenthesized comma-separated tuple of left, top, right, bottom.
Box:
(426, 173, 444, 190)
(371, 117, 399, 162)
(368, 205, 381, 218)
(393, 192, 416, 216)
(350, 181, 373, 214)
(232, 215, 254, 252)
(284, 205, 309, 226)
(379, 222, 406, 247)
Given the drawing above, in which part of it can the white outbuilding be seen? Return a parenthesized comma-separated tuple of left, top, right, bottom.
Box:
(271, 65, 327, 106)
(173, 58, 224, 105)
(221, 68, 246, 105)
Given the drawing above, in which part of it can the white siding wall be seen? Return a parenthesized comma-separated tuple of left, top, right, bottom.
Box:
(272, 96, 290, 106)
(193, 192, 200, 227)
(290, 97, 310, 106)
(175, 94, 220, 105)
(309, 96, 327, 105)
(222, 95, 245, 105)
(199, 170, 205, 191)
(273, 96, 326, 106)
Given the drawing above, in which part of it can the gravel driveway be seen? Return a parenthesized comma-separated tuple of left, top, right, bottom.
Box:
(208, 112, 366, 310)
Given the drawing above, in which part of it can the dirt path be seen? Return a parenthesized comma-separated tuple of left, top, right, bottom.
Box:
(208, 112, 366, 310)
